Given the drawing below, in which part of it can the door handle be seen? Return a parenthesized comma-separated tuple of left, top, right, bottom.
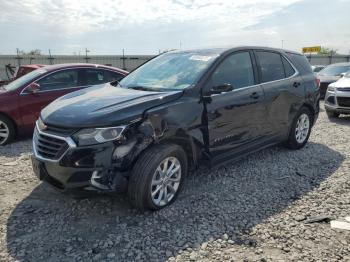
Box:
(250, 92, 260, 99)
(293, 82, 301, 88)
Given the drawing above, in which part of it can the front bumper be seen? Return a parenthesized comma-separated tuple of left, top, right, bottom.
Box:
(324, 88, 350, 114)
(32, 125, 130, 192)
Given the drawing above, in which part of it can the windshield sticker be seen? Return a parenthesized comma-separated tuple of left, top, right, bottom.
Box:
(189, 55, 218, 62)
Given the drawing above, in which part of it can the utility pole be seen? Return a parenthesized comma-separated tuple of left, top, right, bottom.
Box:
(85, 48, 90, 63)
(180, 41, 182, 49)
(281, 40, 284, 49)
(48, 49, 55, 65)
(121, 49, 127, 70)
(15, 48, 23, 67)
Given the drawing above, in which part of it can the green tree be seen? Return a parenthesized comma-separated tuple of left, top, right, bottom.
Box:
(318, 47, 338, 55)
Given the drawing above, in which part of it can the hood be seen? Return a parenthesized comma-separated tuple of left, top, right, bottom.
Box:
(329, 77, 350, 88)
(317, 74, 341, 83)
(41, 83, 183, 128)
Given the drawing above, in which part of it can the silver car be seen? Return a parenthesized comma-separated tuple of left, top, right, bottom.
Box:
(325, 71, 350, 118)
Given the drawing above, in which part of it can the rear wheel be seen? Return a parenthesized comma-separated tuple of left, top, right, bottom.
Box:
(127, 143, 187, 211)
(0, 116, 15, 146)
(326, 110, 340, 119)
(285, 107, 312, 150)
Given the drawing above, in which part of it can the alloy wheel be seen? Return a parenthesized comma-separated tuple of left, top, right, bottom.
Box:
(295, 113, 310, 144)
(151, 156, 182, 207)
(0, 120, 9, 145)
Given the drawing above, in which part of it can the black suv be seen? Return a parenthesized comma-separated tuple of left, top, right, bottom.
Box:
(31, 47, 320, 210)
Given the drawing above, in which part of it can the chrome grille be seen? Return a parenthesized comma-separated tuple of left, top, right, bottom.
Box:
(33, 127, 69, 161)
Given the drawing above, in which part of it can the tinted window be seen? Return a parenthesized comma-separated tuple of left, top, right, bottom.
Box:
(37, 70, 78, 91)
(282, 56, 295, 77)
(286, 52, 313, 75)
(85, 69, 106, 85)
(211, 52, 255, 89)
(256, 51, 285, 82)
(318, 65, 350, 76)
(104, 70, 124, 82)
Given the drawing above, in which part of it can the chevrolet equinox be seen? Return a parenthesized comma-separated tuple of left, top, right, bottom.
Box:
(31, 47, 320, 210)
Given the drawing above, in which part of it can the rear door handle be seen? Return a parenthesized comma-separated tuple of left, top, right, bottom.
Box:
(293, 82, 301, 88)
(250, 92, 260, 99)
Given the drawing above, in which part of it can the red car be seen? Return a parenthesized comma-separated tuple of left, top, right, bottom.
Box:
(0, 63, 128, 145)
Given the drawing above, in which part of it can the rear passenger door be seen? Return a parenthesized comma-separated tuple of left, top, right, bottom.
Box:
(254, 50, 303, 137)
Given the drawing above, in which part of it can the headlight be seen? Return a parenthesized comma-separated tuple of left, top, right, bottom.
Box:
(73, 126, 126, 146)
(327, 86, 336, 92)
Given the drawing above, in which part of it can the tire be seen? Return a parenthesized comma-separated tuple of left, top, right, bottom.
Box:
(326, 110, 340, 119)
(0, 115, 15, 146)
(127, 143, 188, 211)
(285, 107, 312, 150)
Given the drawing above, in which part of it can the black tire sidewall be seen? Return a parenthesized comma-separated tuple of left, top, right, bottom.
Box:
(128, 143, 188, 210)
(146, 146, 187, 210)
(287, 107, 312, 149)
(0, 116, 15, 146)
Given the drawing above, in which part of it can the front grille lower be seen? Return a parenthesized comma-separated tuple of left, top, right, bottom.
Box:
(337, 97, 350, 107)
(33, 128, 69, 161)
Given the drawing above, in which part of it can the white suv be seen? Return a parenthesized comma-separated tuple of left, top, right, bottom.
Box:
(325, 71, 350, 118)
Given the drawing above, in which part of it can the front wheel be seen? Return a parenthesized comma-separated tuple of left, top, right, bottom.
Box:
(285, 107, 312, 150)
(127, 143, 188, 211)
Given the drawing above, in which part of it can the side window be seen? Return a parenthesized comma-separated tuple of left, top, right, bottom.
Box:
(36, 70, 78, 91)
(211, 52, 255, 89)
(286, 52, 313, 75)
(256, 51, 285, 82)
(282, 56, 295, 77)
(85, 69, 106, 85)
(104, 71, 125, 82)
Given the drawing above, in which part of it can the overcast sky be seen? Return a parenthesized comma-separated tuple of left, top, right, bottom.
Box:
(0, 0, 349, 55)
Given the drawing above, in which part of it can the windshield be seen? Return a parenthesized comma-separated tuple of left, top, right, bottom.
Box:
(318, 65, 350, 76)
(3, 68, 47, 92)
(119, 52, 219, 91)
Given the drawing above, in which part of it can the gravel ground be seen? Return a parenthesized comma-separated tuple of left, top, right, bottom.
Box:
(0, 103, 349, 262)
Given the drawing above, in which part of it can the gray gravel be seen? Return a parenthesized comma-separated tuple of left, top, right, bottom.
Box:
(0, 103, 349, 262)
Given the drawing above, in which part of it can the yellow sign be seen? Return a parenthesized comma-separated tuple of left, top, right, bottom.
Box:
(302, 46, 321, 53)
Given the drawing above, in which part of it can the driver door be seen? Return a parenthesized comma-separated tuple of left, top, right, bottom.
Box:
(204, 51, 267, 159)
(18, 69, 83, 132)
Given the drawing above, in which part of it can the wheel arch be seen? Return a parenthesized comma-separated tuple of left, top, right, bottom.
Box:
(0, 112, 18, 137)
(301, 102, 315, 125)
(158, 130, 201, 170)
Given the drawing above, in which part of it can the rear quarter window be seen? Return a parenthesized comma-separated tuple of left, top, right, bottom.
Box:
(286, 52, 313, 75)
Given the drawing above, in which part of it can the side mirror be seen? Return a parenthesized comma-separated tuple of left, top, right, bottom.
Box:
(340, 73, 346, 78)
(209, 83, 233, 95)
(27, 83, 41, 93)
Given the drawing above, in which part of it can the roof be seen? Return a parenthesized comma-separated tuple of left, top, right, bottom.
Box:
(41, 63, 128, 74)
(20, 64, 45, 69)
(169, 46, 303, 56)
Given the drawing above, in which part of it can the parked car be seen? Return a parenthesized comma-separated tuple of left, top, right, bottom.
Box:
(31, 47, 319, 210)
(311, 65, 325, 73)
(0, 64, 45, 86)
(324, 70, 350, 118)
(0, 63, 128, 145)
(316, 62, 350, 98)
